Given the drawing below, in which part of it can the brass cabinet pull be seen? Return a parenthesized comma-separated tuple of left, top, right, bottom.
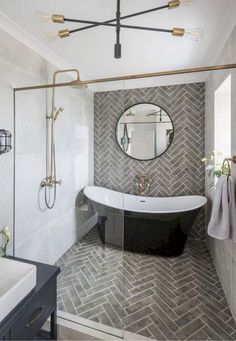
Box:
(25, 305, 45, 328)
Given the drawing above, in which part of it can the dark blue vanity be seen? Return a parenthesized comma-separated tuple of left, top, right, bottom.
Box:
(0, 258, 60, 340)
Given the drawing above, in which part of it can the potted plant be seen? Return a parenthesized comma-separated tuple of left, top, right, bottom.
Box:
(202, 151, 230, 188)
(0, 226, 10, 257)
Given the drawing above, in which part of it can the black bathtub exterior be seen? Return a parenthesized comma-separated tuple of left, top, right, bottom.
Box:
(97, 208, 201, 257)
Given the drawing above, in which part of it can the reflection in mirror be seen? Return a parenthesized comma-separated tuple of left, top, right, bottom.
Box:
(116, 103, 174, 161)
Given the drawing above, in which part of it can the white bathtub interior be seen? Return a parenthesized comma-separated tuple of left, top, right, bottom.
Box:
(84, 186, 207, 213)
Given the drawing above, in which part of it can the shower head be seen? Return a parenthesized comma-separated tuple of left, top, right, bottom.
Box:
(54, 107, 64, 121)
(70, 70, 88, 89)
(52, 69, 87, 89)
(70, 81, 88, 89)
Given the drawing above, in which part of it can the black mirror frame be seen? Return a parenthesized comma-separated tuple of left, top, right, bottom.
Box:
(115, 102, 175, 161)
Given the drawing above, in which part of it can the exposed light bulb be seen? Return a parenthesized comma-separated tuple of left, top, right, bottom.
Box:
(42, 32, 59, 43)
(180, 0, 194, 6)
(35, 11, 52, 23)
(184, 28, 203, 41)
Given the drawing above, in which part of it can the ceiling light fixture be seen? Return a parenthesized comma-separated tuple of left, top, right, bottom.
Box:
(35, 0, 202, 59)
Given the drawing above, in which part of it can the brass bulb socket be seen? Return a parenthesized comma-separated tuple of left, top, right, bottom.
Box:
(52, 14, 65, 24)
(168, 0, 180, 9)
(58, 29, 70, 38)
(172, 28, 185, 37)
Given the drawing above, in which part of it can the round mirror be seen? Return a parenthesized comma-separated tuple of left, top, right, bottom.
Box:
(116, 103, 174, 161)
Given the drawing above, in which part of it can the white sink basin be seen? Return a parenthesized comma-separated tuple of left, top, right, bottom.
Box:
(0, 258, 37, 322)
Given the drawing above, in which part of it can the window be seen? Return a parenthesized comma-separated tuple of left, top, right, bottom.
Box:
(214, 75, 231, 168)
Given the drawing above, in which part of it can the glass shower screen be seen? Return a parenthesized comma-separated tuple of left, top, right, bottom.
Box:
(14, 79, 125, 338)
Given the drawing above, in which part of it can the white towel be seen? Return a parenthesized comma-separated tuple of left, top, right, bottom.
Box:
(208, 175, 236, 241)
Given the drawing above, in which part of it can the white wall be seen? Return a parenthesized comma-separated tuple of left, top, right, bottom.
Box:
(205, 25, 236, 320)
(214, 76, 231, 159)
(0, 59, 14, 254)
(0, 28, 94, 264)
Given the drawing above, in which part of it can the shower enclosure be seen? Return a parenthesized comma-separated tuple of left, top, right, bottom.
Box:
(13, 76, 126, 338)
(12, 65, 236, 340)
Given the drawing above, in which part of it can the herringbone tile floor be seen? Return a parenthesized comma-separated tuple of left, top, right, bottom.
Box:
(56, 228, 236, 340)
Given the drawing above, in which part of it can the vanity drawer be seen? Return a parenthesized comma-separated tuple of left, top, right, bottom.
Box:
(11, 280, 55, 340)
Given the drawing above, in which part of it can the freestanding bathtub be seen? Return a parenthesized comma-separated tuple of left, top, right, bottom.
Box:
(84, 186, 207, 257)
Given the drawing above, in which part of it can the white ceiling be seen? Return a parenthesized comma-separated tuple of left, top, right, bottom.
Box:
(0, 0, 235, 87)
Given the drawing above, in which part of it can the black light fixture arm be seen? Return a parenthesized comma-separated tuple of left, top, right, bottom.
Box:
(68, 19, 173, 34)
(64, 4, 170, 33)
(115, 0, 121, 58)
(38, 0, 199, 59)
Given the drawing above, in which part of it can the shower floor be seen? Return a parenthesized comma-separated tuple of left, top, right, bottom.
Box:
(56, 227, 236, 340)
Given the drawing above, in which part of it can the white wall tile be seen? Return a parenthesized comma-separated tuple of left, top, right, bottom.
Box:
(206, 25, 236, 320)
(0, 27, 94, 264)
(15, 225, 50, 264)
(48, 208, 77, 265)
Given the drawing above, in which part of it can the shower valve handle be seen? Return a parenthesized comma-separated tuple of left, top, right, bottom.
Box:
(55, 179, 62, 186)
(40, 178, 53, 188)
(40, 178, 62, 188)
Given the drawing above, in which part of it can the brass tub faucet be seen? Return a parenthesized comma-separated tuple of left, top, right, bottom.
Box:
(135, 175, 153, 196)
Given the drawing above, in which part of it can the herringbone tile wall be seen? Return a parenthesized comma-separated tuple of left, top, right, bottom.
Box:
(94, 83, 206, 239)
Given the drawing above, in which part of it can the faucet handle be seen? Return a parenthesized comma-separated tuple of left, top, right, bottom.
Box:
(136, 174, 153, 182)
(134, 174, 153, 196)
(55, 179, 62, 186)
(146, 176, 153, 183)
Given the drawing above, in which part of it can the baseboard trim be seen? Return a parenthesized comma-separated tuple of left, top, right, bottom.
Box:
(57, 311, 152, 340)
(58, 310, 123, 340)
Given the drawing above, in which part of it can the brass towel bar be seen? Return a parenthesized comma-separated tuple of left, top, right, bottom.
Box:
(222, 157, 236, 176)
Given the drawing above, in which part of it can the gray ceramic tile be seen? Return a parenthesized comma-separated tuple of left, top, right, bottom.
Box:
(56, 227, 236, 340)
(94, 83, 206, 240)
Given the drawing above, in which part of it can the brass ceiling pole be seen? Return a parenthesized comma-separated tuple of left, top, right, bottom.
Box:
(14, 64, 236, 91)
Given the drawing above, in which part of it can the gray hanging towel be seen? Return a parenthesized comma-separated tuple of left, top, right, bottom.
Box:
(208, 175, 236, 241)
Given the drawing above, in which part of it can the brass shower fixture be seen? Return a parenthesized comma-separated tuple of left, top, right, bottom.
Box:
(41, 68, 85, 209)
(52, 68, 87, 89)
(35, 0, 203, 58)
(53, 107, 64, 121)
